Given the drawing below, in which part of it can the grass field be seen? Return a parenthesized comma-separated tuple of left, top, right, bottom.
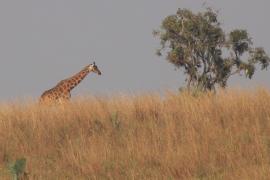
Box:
(1, 89, 270, 179)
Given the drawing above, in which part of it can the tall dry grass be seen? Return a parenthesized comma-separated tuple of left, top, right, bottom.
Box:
(0, 89, 270, 179)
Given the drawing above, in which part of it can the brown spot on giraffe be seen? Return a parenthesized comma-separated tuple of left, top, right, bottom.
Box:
(40, 62, 102, 104)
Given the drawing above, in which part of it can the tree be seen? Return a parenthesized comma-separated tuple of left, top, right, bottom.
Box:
(154, 8, 270, 91)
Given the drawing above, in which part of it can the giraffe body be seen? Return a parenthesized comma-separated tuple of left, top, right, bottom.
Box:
(40, 62, 101, 103)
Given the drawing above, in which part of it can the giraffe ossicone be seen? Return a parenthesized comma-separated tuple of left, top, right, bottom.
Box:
(40, 62, 101, 103)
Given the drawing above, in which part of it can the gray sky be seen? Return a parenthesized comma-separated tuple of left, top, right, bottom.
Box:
(0, 0, 269, 100)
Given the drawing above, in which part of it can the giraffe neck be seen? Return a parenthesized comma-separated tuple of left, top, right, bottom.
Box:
(66, 68, 90, 91)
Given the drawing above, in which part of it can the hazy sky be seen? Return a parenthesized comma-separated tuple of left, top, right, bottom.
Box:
(0, 0, 269, 100)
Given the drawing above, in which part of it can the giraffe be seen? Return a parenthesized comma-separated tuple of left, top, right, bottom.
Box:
(40, 62, 101, 103)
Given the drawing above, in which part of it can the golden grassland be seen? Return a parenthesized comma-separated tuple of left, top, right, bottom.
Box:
(1, 89, 270, 179)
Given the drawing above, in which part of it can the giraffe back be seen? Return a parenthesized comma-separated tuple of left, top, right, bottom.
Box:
(40, 82, 71, 103)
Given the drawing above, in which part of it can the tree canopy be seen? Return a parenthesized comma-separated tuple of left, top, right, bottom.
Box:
(154, 8, 270, 91)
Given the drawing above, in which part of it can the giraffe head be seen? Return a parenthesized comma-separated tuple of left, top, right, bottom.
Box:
(88, 62, 102, 75)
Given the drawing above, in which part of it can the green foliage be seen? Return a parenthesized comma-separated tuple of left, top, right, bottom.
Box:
(8, 158, 27, 180)
(154, 7, 270, 91)
(229, 30, 251, 56)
